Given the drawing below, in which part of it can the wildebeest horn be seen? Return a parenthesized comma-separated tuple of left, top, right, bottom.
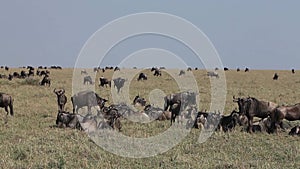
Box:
(53, 88, 58, 93)
(61, 89, 65, 94)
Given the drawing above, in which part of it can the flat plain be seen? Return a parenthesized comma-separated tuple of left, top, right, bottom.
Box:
(0, 68, 299, 168)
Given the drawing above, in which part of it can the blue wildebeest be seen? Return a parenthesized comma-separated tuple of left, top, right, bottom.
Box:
(137, 73, 147, 81)
(53, 88, 67, 112)
(99, 77, 111, 87)
(71, 90, 108, 114)
(0, 93, 14, 116)
(113, 77, 126, 93)
(83, 76, 93, 85)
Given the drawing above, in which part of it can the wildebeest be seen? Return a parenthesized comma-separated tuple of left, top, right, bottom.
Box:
(71, 90, 108, 114)
(133, 95, 146, 106)
(113, 77, 126, 93)
(217, 111, 240, 132)
(53, 88, 67, 112)
(83, 76, 93, 85)
(233, 96, 277, 133)
(289, 125, 300, 136)
(245, 67, 249, 72)
(81, 69, 88, 75)
(292, 69, 295, 74)
(5, 66, 9, 71)
(144, 105, 171, 121)
(8, 74, 13, 81)
(56, 111, 82, 129)
(270, 103, 300, 133)
(137, 73, 147, 81)
(179, 70, 185, 76)
(187, 67, 192, 71)
(99, 76, 111, 87)
(237, 68, 240, 72)
(207, 71, 219, 78)
(114, 67, 120, 71)
(40, 75, 51, 86)
(273, 73, 279, 80)
(0, 93, 14, 116)
(224, 67, 229, 71)
(164, 91, 197, 125)
(151, 67, 161, 76)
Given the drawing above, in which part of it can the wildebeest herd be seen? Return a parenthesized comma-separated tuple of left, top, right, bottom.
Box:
(1, 66, 300, 137)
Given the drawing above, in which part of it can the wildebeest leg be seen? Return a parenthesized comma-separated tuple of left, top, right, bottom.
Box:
(247, 116, 253, 133)
(5, 106, 9, 115)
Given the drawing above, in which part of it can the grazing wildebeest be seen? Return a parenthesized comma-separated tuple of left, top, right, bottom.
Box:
(81, 69, 88, 75)
(289, 125, 300, 136)
(113, 77, 126, 93)
(8, 74, 13, 81)
(40, 75, 51, 86)
(133, 95, 146, 106)
(233, 96, 277, 133)
(245, 67, 249, 72)
(0, 93, 14, 116)
(292, 69, 295, 74)
(207, 71, 219, 78)
(99, 76, 111, 87)
(71, 90, 107, 114)
(151, 67, 161, 76)
(83, 76, 93, 85)
(270, 103, 300, 133)
(273, 73, 279, 80)
(56, 111, 82, 129)
(13, 72, 20, 78)
(224, 67, 229, 71)
(179, 70, 185, 76)
(137, 73, 147, 81)
(53, 88, 67, 112)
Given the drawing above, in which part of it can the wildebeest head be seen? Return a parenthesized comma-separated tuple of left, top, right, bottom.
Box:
(233, 96, 249, 115)
(133, 95, 146, 106)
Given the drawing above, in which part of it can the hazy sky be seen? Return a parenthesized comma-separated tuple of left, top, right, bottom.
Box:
(1, 1, 300, 70)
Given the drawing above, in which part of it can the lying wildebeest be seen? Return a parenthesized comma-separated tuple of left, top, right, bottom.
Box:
(233, 96, 277, 133)
(137, 73, 147, 81)
(113, 77, 126, 93)
(273, 73, 279, 80)
(207, 71, 219, 78)
(53, 88, 67, 112)
(56, 111, 82, 129)
(83, 76, 93, 85)
(99, 76, 111, 87)
(151, 67, 161, 76)
(40, 75, 51, 86)
(133, 95, 146, 106)
(289, 125, 300, 136)
(71, 90, 108, 114)
(179, 70, 185, 76)
(0, 93, 14, 116)
(144, 105, 171, 121)
(270, 103, 300, 133)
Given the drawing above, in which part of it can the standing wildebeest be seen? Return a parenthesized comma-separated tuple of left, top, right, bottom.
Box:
(292, 69, 295, 74)
(224, 67, 229, 71)
(81, 69, 88, 75)
(151, 67, 161, 76)
(179, 70, 185, 76)
(289, 125, 300, 136)
(237, 68, 240, 72)
(217, 111, 240, 132)
(0, 93, 14, 116)
(114, 67, 120, 71)
(164, 91, 197, 125)
(71, 90, 108, 114)
(113, 77, 126, 93)
(5, 66, 9, 71)
(53, 88, 67, 112)
(245, 67, 249, 72)
(273, 73, 279, 80)
(187, 67, 192, 71)
(83, 76, 93, 85)
(99, 76, 111, 87)
(233, 96, 277, 133)
(40, 75, 51, 86)
(137, 73, 147, 81)
(207, 71, 219, 78)
(270, 103, 300, 133)
(133, 95, 146, 106)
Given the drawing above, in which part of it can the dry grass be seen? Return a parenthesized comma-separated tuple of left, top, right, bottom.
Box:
(0, 68, 299, 168)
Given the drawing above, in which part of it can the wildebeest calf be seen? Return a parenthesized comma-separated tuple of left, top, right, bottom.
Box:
(53, 88, 67, 112)
(289, 125, 300, 136)
(0, 93, 14, 116)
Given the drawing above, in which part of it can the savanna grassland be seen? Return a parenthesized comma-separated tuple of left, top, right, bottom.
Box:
(0, 68, 300, 169)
